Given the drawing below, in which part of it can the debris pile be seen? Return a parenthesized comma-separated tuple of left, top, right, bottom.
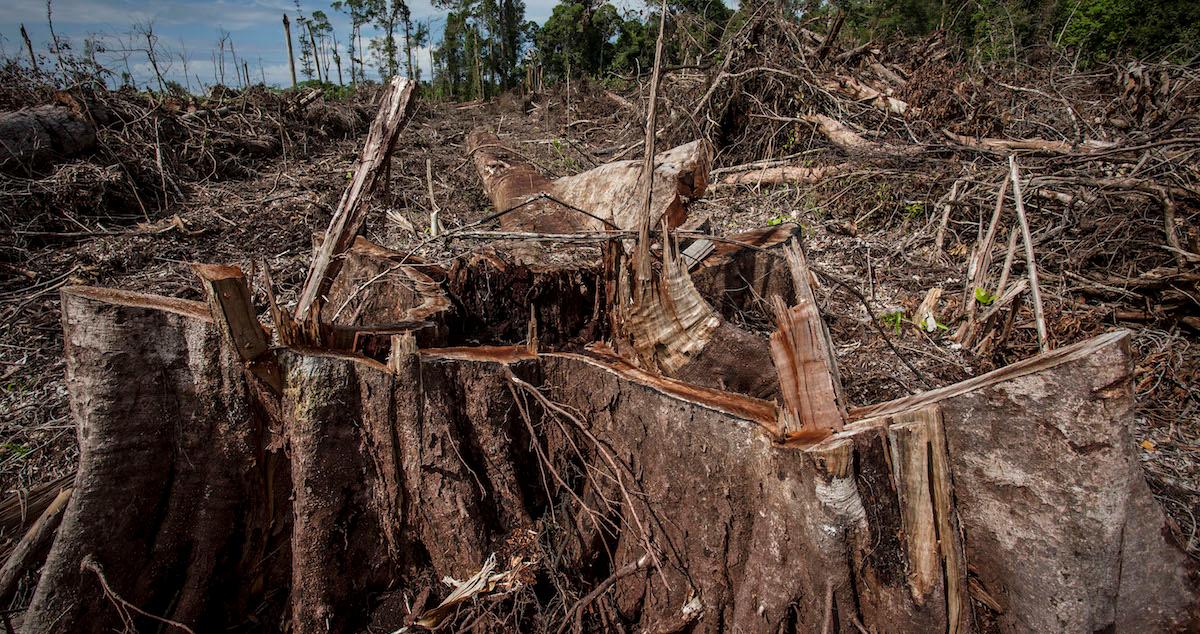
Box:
(0, 15, 1197, 634)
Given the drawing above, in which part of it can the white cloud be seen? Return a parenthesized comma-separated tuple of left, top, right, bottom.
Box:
(3, 0, 584, 91)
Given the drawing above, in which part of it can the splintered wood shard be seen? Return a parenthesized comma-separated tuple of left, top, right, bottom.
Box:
(467, 128, 711, 232)
(294, 76, 415, 329)
(192, 263, 269, 362)
(193, 263, 281, 390)
(607, 229, 780, 399)
(618, 236, 720, 374)
(769, 292, 845, 440)
(771, 237, 846, 440)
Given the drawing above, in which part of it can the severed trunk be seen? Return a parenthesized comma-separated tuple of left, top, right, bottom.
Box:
(467, 129, 711, 232)
(21, 283, 1196, 632)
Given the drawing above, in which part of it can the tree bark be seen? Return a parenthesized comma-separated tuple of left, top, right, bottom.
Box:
(22, 287, 287, 633)
(851, 330, 1196, 632)
(0, 105, 96, 173)
(22, 282, 1196, 634)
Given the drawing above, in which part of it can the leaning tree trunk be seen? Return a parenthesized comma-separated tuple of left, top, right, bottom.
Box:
(13, 86, 1198, 634)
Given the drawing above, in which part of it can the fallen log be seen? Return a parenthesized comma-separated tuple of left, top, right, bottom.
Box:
(819, 74, 909, 114)
(0, 105, 96, 173)
(943, 130, 1118, 154)
(467, 129, 711, 232)
(802, 114, 918, 155)
(715, 162, 853, 187)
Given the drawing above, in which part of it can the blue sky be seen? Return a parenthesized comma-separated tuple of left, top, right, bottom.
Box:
(0, 0, 613, 90)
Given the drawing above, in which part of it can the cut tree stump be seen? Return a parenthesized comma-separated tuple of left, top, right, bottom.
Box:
(23, 282, 1196, 632)
(23, 287, 288, 633)
(17, 94, 1197, 634)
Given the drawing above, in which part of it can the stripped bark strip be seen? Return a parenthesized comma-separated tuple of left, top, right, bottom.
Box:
(293, 76, 415, 330)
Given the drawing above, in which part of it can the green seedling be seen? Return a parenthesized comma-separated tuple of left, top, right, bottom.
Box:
(974, 287, 998, 305)
(882, 310, 906, 334)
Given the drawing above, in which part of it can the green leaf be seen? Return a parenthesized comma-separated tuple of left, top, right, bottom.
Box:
(974, 287, 997, 305)
(882, 310, 906, 334)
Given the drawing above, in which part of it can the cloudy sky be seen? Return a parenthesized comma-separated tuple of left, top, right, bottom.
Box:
(0, 0, 611, 90)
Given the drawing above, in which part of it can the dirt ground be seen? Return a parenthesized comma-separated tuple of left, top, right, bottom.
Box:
(1, 63, 1198, 574)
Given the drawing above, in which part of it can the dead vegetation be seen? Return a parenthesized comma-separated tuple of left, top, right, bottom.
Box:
(0, 9, 1197, 633)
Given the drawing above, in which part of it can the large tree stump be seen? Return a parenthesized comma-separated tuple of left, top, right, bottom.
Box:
(851, 330, 1197, 632)
(23, 283, 1196, 632)
(22, 288, 288, 633)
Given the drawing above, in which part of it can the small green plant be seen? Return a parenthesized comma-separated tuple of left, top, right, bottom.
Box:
(918, 314, 950, 332)
(974, 287, 998, 305)
(882, 310, 906, 334)
(767, 214, 791, 226)
(3, 377, 29, 394)
(1, 443, 31, 458)
(550, 139, 580, 172)
(782, 124, 804, 153)
(904, 201, 925, 219)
